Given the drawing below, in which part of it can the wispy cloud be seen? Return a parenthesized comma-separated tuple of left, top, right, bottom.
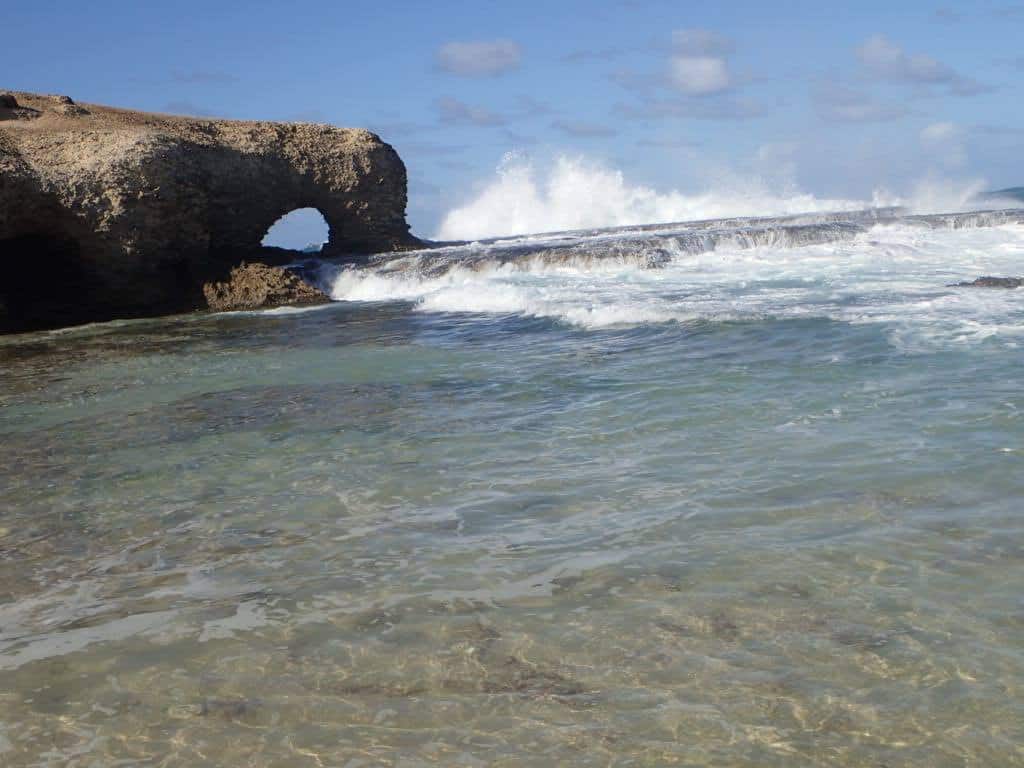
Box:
(856, 35, 989, 95)
(551, 119, 617, 137)
(436, 96, 507, 127)
(436, 40, 521, 77)
(857, 35, 953, 83)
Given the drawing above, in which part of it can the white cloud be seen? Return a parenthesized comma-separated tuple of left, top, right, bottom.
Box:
(667, 28, 733, 95)
(855, 35, 987, 95)
(669, 56, 730, 95)
(858, 35, 951, 82)
(615, 29, 753, 118)
(436, 40, 521, 77)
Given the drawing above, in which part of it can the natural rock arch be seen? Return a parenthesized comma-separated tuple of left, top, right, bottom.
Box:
(0, 91, 419, 331)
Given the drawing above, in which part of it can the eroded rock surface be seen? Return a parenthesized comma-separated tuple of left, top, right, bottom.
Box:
(202, 262, 330, 312)
(0, 91, 417, 332)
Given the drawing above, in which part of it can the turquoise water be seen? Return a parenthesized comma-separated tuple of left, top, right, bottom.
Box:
(1, 214, 1023, 765)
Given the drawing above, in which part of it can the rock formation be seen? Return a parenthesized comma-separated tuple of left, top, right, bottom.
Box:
(203, 262, 330, 312)
(0, 91, 418, 332)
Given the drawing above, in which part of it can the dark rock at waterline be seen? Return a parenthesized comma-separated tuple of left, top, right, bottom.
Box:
(0, 89, 418, 333)
(950, 276, 1024, 288)
(202, 262, 330, 312)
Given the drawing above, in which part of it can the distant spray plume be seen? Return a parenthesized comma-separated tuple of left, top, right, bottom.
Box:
(436, 153, 998, 241)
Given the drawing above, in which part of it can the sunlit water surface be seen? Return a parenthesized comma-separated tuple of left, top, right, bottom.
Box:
(1, 218, 1023, 766)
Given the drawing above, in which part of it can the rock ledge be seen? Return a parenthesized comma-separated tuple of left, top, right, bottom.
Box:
(203, 263, 330, 312)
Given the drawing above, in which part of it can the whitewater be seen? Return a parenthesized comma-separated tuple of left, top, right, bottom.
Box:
(316, 207, 1024, 351)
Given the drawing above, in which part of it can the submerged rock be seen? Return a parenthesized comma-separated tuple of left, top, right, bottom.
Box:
(202, 262, 330, 312)
(950, 276, 1024, 288)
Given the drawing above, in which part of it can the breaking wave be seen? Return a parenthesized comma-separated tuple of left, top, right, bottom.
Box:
(435, 154, 869, 241)
(433, 153, 1001, 242)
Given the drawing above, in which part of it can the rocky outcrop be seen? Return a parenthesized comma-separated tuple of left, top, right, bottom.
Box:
(0, 91, 418, 332)
(950, 276, 1024, 288)
(203, 262, 330, 312)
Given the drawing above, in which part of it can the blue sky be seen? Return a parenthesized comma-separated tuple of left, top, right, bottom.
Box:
(4, 0, 1023, 241)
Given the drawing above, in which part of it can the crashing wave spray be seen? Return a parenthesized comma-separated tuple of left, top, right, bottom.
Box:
(435, 153, 871, 241)
(435, 153, 1003, 241)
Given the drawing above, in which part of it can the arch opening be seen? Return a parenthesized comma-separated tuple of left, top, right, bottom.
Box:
(261, 208, 329, 253)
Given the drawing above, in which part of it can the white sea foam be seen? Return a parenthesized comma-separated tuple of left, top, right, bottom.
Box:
(329, 220, 1024, 348)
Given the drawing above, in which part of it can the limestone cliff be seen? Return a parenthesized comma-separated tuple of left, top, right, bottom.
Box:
(0, 91, 418, 332)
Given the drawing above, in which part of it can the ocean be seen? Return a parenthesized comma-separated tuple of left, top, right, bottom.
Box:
(1, 206, 1023, 765)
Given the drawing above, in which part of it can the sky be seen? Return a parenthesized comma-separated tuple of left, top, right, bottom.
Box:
(4, 0, 1023, 243)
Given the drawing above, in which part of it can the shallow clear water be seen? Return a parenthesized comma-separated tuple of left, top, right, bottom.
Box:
(1, 215, 1023, 766)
